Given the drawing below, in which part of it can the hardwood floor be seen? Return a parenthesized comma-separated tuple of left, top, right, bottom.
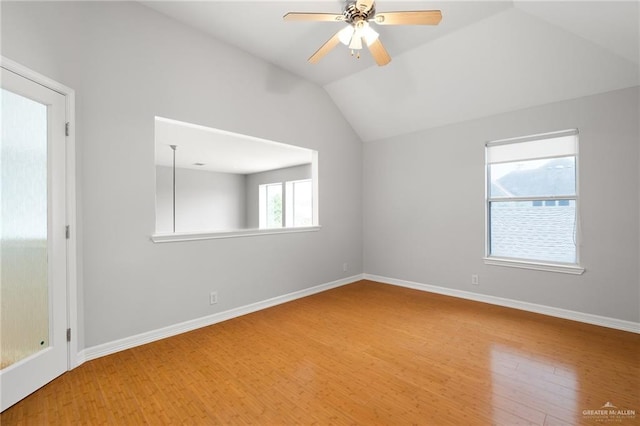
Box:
(2, 280, 639, 425)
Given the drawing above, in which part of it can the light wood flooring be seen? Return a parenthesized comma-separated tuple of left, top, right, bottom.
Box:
(2, 280, 639, 425)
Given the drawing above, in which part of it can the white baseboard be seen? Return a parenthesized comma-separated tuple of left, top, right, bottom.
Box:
(74, 350, 86, 368)
(364, 274, 640, 334)
(78, 274, 364, 364)
(75, 272, 638, 366)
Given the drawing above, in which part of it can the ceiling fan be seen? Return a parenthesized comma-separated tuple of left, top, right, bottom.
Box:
(283, 0, 442, 66)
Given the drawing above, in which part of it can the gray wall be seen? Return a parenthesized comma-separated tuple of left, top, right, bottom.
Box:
(364, 86, 639, 322)
(245, 164, 312, 228)
(1, 1, 363, 349)
(155, 166, 246, 233)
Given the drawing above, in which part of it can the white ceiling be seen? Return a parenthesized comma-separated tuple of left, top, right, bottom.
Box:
(155, 117, 313, 174)
(143, 1, 514, 86)
(143, 1, 640, 142)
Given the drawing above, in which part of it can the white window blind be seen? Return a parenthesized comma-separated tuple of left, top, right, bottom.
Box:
(486, 130, 578, 164)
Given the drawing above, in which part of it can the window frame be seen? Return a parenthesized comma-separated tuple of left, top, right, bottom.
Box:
(483, 129, 585, 275)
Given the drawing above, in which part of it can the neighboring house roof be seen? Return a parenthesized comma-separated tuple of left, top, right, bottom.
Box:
(490, 203, 577, 263)
(492, 157, 575, 198)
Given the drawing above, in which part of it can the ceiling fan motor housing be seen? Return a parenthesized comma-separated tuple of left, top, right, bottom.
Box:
(343, 2, 375, 24)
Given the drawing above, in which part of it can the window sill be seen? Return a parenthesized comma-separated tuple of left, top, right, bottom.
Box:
(483, 257, 585, 275)
(151, 226, 321, 243)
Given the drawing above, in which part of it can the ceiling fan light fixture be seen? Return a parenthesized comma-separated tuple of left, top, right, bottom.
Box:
(346, 20, 373, 50)
(338, 25, 355, 45)
(349, 34, 363, 50)
(363, 24, 379, 46)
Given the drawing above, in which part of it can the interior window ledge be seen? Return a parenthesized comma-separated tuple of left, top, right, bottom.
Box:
(483, 257, 585, 275)
(151, 226, 321, 243)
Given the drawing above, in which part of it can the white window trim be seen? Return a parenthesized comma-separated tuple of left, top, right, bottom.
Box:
(484, 129, 584, 274)
(151, 225, 321, 243)
(483, 256, 585, 275)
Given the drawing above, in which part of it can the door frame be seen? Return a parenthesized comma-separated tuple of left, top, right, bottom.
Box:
(1, 56, 79, 370)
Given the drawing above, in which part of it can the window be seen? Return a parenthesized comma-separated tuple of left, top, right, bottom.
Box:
(259, 183, 283, 229)
(485, 130, 583, 273)
(286, 179, 313, 227)
(259, 179, 313, 229)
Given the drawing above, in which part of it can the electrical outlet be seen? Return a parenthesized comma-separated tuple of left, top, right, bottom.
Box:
(471, 275, 479, 285)
(343, 263, 348, 272)
(209, 291, 218, 305)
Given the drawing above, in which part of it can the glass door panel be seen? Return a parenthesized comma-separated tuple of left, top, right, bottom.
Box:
(1, 64, 67, 413)
(0, 88, 49, 369)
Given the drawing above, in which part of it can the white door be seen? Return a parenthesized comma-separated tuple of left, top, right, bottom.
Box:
(0, 66, 68, 411)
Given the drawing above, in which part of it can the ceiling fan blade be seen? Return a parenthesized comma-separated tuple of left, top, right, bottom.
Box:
(308, 31, 342, 64)
(367, 38, 391, 66)
(283, 12, 345, 22)
(374, 10, 442, 26)
(356, 0, 374, 13)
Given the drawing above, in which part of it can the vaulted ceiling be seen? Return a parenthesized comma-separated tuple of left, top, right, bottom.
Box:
(143, 1, 639, 142)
